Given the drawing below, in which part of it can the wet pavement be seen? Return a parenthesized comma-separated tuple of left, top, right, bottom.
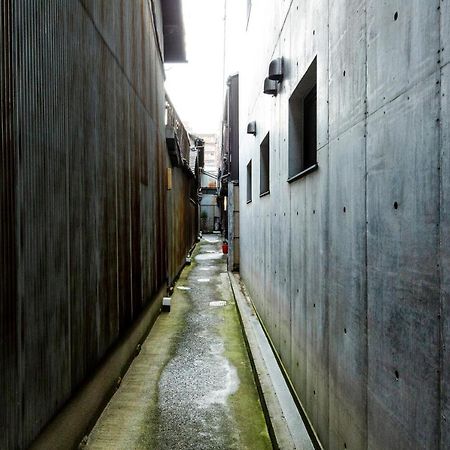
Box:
(86, 235, 272, 450)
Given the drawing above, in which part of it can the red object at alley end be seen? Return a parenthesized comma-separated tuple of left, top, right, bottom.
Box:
(222, 241, 228, 254)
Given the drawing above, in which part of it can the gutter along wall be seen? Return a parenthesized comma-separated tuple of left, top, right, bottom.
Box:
(0, 1, 195, 449)
(238, 1, 449, 449)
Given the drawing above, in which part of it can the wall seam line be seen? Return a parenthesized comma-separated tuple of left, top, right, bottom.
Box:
(438, 0, 443, 448)
(363, 1, 369, 449)
(326, 0, 331, 446)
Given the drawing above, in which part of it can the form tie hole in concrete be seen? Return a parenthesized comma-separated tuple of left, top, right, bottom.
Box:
(313, 390, 316, 395)
(344, 328, 347, 334)
(395, 370, 399, 380)
(394, 201, 399, 210)
(313, 210, 316, 214)
(343, 206, 346, 213)
(343, 70, 346, 77)
(394, 11, 399, 21)
(313, 303, 316, 308)
(313, 30, 315, 35)
(344, 443, 347, 449)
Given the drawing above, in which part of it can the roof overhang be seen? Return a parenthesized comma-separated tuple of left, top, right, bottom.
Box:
(161, 0, 187, 63)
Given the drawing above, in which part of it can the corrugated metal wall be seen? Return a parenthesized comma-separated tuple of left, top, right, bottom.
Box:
(1, 2, 19, 449)
(0, 2, 196, 448)
(167, 169, 198, 285)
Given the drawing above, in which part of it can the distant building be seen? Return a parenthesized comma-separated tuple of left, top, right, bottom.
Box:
(201, 133, 220, 173)
(195, 134, 221, 232)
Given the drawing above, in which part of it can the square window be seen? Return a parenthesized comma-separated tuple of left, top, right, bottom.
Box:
(260, 132, 270, 196)
(246, 160, 252, 203)
(288, 57, 318, 181)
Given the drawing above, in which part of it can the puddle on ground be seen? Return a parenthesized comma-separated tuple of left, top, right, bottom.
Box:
(209, 301, 227, 307)
(199, 267, 211, 271)
(195, 253, 222, 261)
(177, 286, 191, 290)
(195, 352, 239, 408)
(197, 278, 210, 283)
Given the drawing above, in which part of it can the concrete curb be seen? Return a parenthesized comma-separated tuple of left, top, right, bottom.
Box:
(30, 286, 165, 450)
(229, 272, 317, 450)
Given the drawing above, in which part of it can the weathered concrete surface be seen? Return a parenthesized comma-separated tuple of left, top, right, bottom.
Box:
(329, 124, 367, 450)
(239, 1, 448, 449)
(86, 235, 271, 450)
(366, 73, 441, 450)
(441, 62, 450, 449)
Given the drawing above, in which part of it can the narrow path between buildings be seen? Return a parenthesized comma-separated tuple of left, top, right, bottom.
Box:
(86, 234, 272, 450)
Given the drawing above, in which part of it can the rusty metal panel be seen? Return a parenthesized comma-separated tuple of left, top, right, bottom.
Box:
(164, 99, 199, 285)
(167, 167, 198, 285)
(0, 2, 20, 447)
(15, 3, 72, 445)
(0, 1, 194, 448)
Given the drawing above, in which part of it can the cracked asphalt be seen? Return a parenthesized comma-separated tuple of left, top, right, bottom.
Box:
(86, 234, 271, 450)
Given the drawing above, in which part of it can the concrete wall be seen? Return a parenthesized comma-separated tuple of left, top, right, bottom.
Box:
(238, 1, 449, 449)
(0, 2, 194, 448)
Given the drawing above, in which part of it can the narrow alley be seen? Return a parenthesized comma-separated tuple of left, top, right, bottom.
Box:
(86, 235, 271, 450)
(1, 1, 449, 449)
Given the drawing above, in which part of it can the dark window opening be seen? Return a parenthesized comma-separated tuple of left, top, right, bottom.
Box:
(303, 85, 317, 169)
(247, 160, 252, 203)
(288, 57, 318, 181)
(260, 133, 270, 196)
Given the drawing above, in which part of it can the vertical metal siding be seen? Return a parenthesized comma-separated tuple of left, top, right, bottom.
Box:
(0, 2, 196, 448)
(1, 3, 20, 447)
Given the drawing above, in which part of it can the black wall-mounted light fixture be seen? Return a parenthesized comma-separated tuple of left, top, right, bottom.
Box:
(247, 121, 257, 135)
(263, 77, 278, 96)
(268, 57, 284, 82)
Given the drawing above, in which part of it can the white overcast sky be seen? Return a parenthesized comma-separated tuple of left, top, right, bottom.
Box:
(164, 0, 245, 135)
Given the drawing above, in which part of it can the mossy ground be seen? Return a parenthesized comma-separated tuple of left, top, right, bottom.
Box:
(218, 281, 272, 450)
(87, 237, 272, 450)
